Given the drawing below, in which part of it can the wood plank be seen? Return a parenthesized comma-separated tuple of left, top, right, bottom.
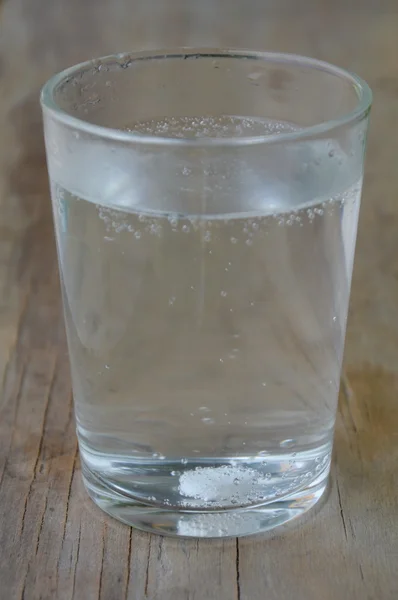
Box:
(0, 1, 397, 599)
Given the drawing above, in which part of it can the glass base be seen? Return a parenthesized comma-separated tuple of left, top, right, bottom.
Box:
(82, 460, 329, 538)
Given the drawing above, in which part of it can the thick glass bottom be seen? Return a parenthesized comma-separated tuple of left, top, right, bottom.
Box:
(81, 459, 329, 538)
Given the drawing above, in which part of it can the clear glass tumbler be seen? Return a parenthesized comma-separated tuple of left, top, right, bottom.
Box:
(41, 49, 371, 538)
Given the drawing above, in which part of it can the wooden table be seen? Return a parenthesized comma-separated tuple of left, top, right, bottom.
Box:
(0, 1, 397, 598)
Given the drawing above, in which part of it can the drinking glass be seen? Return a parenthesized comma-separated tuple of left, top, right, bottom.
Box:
(41, 49, 371, 538)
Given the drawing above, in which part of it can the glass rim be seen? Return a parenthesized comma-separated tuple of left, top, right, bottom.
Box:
(41, 48, 372, 147)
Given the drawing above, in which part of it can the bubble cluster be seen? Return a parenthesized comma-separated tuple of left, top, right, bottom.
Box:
(178, 465, 268, 507)
(126, 115, 300, 140)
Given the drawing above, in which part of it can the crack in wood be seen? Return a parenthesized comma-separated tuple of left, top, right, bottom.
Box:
(336, 479, 348, 541)
(71, 523, 81, 599)
(144, 537, 152, 597)
(20, 572, 28, 600)
(65, 389, 74, 432)
(341, 374, 358, 434)
(34, 493, 48, 556)
(236, 538, 241, 600)
(60, 445, 78, 547)
(124, 528, 132, 599)
(98, 524, 107, 599)
(20, 356, 57, 536)
(55, 443, 78, 595)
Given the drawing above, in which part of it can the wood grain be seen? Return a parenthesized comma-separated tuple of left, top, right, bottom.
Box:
(0, 1, 397, 598)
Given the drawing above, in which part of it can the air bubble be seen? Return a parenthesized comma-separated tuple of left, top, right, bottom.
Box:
(182, 224, 190, 233)
(149, 223, 162, 236)
(168, 296, 176, 306)
(230, 237, 238, 244)
(245, 239, 253, 246)
(201, 417, 215, 425)
(134, 231, 141, 239)
(220, 291, 227, 297)
(152, 452, 164, 459)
